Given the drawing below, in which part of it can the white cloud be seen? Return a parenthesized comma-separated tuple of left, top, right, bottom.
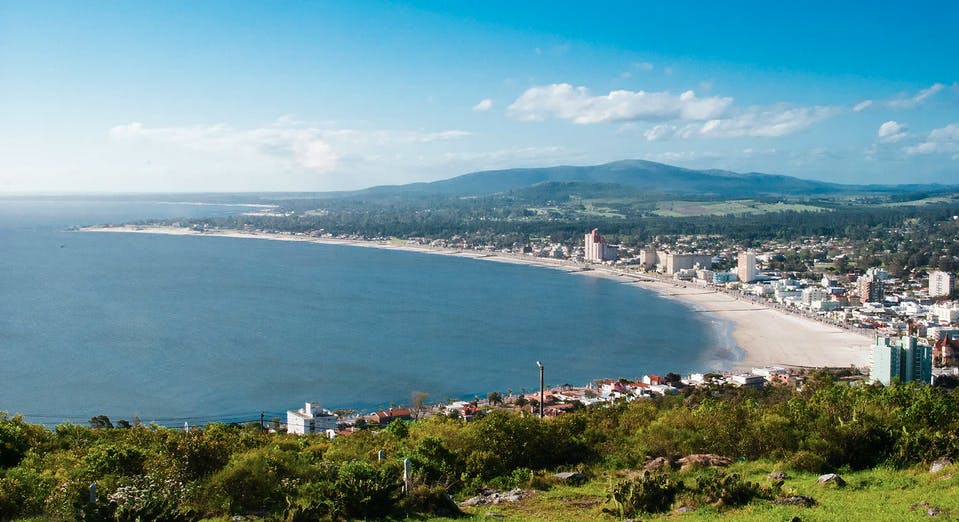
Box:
(852, 100, 873, 112)
(887, 83, 945, 109)
(109, 120, 472, 172)
(643, 124, 676, 141)
(472, 98, 493, 111)
(905, 123, 959, 158)
(633, 61, 654, 71)
(698, 105, 838, 138)
(877, 120, 908, 143)
(507, 83, 733, 124)
(642, 104, 838, 140)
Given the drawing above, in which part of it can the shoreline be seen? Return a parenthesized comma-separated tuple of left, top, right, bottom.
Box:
(80, 225, 873, 371)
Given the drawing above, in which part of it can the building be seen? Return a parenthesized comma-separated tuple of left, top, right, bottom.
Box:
(737, 252, 758, 283)
(639, 249, 660, 269)
(932, 332, 959, 367)
(871, 336, 933, 385)
(802, 287, 828, 306)
(713, 271, 738, 284)
(369, 408, 412, 425)
(584, 229, 618, 262)
(286, 402, 339, 435)
(663, 253, 712, 275)
(929, 271, 955, 298)
(858, 274, 884, 303)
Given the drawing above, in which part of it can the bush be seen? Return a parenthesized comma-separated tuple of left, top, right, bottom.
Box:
(329, 460, 400, 520)
(787, 450, 829, 473)
(694, 471, 762, 508)
(107, 473, 193, 522)
(205, 447, 297, 514)
(82, 443, 148, 477)
(0, 466, 50, 519)
(604, 472, 678, 518)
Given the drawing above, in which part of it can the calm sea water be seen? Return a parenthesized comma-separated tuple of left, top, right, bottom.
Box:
(0, 198, 737, 426)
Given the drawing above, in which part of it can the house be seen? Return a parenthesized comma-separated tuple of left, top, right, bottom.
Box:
(369, 408, 412, 426)
(460, 403, 483, 422)
(643, 374, 665, 386)
(728, 374, 766, 388)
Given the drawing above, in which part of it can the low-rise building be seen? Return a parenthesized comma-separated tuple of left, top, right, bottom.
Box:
(287, 402, 339, 435)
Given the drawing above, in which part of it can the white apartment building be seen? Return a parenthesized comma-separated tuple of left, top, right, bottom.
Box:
(930, 271, 955, 297)
(286, 402, 339, 435)
(737, 251, 757, 283)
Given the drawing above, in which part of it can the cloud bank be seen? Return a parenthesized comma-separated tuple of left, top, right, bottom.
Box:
(507, 83, 733, 124)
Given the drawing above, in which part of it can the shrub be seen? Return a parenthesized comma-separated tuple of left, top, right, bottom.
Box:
(0, 466, 50, 519)
(787, 450, 829, 473)
(604, 472, 678, 518)
(694, 471, 762, 508)
(107, 473, 193, 522)
(329, 460, 400, 520)
(82, 443, 148, 477)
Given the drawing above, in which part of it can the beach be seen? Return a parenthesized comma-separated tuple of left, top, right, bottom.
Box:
(82, 225, 874, 371)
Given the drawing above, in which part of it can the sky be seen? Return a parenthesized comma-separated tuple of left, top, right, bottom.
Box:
(1, 1, 958, 192)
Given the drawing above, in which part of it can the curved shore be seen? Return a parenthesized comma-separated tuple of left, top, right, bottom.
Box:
(80, 225, 873, 370)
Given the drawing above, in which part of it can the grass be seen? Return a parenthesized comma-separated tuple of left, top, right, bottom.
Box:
(653, 200, 827, 217)
(880, 193, 959, 207)
(443, 461, 959, 521)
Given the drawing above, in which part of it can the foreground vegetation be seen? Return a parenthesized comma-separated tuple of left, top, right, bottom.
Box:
(448, 461, 959, 521)
(2, 378, 958, 520)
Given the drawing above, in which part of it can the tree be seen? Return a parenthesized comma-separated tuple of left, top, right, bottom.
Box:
(411, 391, 430, 419)
(89, 415, 114, 429)
(487, 392, 503, 406)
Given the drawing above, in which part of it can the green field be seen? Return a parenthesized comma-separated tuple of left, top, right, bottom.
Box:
(449, 461, 959, 521)
(653, 200, 828, 217)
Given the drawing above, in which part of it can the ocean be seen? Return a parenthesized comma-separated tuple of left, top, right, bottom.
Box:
(0, 197, 737, 426)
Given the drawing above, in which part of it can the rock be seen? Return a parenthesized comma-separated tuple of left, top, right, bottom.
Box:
(644, 456, 673, 472)
(930, 458, 952, 474)
(775, 495, 816, 507)
(484, 512, 505, 519)
(676, 505, 694, 513)
(927, 507, 941, 516)
(768, 471, 787, 481)
(677, 453, 733, 470)
(553, 471, 587, 485)
(461, 488, 531, 508)
(461, 495, 486, 507)
(816, 473, 846, 487)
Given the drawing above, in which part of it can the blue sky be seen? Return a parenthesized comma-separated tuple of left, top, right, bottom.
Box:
(1, 1, 957, 192)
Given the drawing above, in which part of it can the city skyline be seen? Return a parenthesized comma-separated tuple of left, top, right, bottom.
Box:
(1, 1, 957, 193)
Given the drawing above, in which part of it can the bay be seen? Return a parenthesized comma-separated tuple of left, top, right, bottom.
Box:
(0, 198, 737, 426)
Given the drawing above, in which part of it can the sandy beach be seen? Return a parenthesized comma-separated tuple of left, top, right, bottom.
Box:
(81, 225, 873, 370)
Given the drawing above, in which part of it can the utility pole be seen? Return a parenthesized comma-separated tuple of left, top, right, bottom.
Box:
(536, 361, 544, 419)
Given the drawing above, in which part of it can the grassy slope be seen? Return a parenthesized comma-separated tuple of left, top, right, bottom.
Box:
(448, 461, 959, 521)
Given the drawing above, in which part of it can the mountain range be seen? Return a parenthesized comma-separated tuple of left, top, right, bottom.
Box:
(344, 159, 955, 200)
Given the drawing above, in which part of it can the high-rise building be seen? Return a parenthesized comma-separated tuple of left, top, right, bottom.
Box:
(584, 229, 618, 262)
(858, 274, 884, 303)
(929, 271, 955, 297)
(737, 252, 757, 283)
(871, 336, 933, 385)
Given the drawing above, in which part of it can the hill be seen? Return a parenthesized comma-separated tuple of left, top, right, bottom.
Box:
(340, 160, 955, 200)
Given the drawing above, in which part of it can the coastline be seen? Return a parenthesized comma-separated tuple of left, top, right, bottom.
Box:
(80, 225, 873, 371)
